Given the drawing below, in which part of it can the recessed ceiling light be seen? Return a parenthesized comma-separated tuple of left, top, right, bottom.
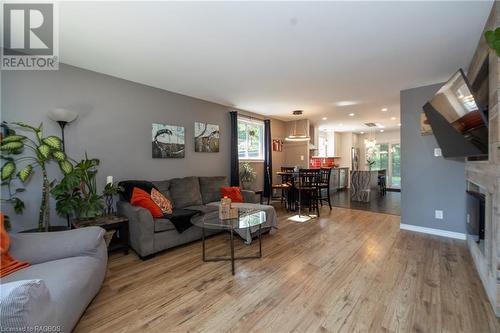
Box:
(322, 117, 327, 120)
(360, 131, 365, 134)
(391, 117, 397, 120)
(381, 108, 388, 112)
(380, 129, 385, 132)
(335, 101, 358, 107)
(376, 123, 385, 128)
(348, 113, 355, 117)
(398, 123, 402, 126)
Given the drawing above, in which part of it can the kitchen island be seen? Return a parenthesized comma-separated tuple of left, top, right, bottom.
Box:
(350, 170, 386, 202)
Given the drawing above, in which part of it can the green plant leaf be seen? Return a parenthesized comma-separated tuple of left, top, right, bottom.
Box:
(42, 136, 62, 150)
(495, 27, 500, 39)
(1, 161, 15, 180)
(0, 141, 24, 151)
(12, 122, 39, 132)
(37, 144, 51, 159)
(51, 150, 66, 161)
(485, 30, 495, 44)
(17, 164, 33, 182)
(1, 135, 26, 144)
(59, 160, 73, 174)
(11, 197, 25, 214)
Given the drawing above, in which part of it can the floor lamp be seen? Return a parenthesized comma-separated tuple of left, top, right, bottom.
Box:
(47, 108, 78, 152)
(48, 108, 78, 228)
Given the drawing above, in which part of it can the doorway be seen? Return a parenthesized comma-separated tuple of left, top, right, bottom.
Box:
(371, 142, 401, 189)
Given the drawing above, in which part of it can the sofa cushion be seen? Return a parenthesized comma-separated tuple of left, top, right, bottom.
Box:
(0, 279, 56, 330)
(199, 176, 228, 204)
(169, 177, 203, 208)
(154, 218, 177, 233)
(152, 180, 171, 200)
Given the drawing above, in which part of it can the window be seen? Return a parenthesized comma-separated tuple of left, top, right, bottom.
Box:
(238, 118, 264, 160)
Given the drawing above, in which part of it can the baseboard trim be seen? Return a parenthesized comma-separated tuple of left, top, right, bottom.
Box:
(400, 224, 466, 240)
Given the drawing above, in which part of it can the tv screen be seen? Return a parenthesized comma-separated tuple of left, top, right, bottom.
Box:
(423, 69, 488, 158)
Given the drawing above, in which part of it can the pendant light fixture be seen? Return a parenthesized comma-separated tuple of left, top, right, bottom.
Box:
(285, 110, 310, 141)
(364, 128, 377, 149)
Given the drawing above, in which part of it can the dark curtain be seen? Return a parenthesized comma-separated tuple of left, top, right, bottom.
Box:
(230, 111, 240, 187)
(263, 119, 272, 198)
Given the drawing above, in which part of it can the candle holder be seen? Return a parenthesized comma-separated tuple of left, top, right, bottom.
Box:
(103, 180, 121, 216)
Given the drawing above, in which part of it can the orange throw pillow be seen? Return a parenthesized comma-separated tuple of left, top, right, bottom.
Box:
(151, 188, 173, 214)
(220, 187, 244, 203)
(1, 213, 30, 277)
(131, 187, 163, 218)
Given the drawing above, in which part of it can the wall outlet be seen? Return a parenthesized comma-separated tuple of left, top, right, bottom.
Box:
(434, 148, 442, 157)
(300, 155, 304, 161)
(435, 210, 444, 219)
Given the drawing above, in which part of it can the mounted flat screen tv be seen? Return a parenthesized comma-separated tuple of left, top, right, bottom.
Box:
(423, 69, 488, 158)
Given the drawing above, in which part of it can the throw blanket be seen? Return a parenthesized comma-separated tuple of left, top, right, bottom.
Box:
(0, 213, 29, 277)
(164, 208, 201, 233)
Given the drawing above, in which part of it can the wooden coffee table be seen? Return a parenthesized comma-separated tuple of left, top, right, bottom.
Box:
(72, 215, 129, 255)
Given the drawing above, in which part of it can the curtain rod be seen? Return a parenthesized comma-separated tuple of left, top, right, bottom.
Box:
(236, 113, 267, 122)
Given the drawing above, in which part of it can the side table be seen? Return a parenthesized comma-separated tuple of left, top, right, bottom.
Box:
(72, 215, 129, 255)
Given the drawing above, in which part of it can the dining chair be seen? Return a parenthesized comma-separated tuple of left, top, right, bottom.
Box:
(316, 168, 332, 210)
(267, 166, 291, 208)
(295, 169, 320, 216)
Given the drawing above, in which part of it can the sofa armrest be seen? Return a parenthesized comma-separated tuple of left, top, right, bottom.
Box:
(241, 190, 259, 204)
(9, 226, 105, 265)
(117, 201, 155, 257)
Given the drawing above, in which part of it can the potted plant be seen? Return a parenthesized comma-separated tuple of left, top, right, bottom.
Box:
(485, 28, 500, 56)
(51, 154, 105, 220)
(239, 162, 256, 190)
(1, 122, 73, 231)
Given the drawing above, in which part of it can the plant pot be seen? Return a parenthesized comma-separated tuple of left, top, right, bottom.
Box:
(241, 181, 253, 190)
(20, 225, 70, 233)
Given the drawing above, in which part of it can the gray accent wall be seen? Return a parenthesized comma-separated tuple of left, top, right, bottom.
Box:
(400, 83, 466, 233)
(1, 64, 237, 231)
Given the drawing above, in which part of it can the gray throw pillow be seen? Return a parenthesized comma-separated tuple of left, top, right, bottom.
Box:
(199, 176, 228, 204)
(0, 279, 57, 330)
(169, 177, 203, 208)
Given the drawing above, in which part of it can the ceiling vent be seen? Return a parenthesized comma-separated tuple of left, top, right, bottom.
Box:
(364, 122, 377, 127)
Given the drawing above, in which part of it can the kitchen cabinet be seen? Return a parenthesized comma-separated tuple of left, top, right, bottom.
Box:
(331, 167, 349, 191)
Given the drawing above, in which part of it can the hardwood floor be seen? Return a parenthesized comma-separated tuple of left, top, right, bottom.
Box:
(331, 189, 401, 216)
(75, 206, 500, 332)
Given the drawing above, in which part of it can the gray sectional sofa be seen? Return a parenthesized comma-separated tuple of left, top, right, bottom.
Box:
(1, 227, 107, 333)
(118, 176, 277, 259)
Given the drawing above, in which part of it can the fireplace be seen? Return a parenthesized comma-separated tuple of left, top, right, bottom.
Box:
(466, 190, 486, 250)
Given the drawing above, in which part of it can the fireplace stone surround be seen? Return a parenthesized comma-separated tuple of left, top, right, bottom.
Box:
(465, 1, 500, 316)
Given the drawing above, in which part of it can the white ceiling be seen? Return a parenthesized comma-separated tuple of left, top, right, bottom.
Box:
(58, 1, 492, 132)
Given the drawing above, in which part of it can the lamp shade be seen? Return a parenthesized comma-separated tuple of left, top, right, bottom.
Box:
(48, 108, 78, 123)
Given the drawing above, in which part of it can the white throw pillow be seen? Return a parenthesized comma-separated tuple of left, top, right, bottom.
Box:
(0, 279, 57, 330)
